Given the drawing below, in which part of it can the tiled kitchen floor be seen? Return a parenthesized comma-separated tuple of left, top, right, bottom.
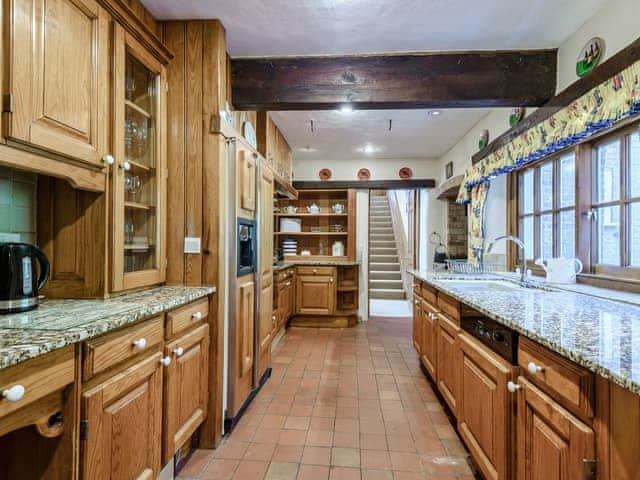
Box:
(178, 317, 474, 480)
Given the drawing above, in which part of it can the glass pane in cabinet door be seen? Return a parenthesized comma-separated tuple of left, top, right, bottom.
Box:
(123, 52, 159, 273)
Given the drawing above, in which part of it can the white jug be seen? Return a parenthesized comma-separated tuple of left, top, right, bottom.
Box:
(534, 257, 583, 284)
(332, 241, 344, 257)
(306, 203, 320, 214)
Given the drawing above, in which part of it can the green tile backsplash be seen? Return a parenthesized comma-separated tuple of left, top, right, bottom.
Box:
(0, 166, 37, 244)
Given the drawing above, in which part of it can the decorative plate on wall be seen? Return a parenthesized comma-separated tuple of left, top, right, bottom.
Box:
(576, 37, 604, 77)
(478, 129, 489, 150)
(509, 107, 526, 127)
(318, 168, 332, 181)
(357, 168, 371, 181)
(398, 167, 413, 179)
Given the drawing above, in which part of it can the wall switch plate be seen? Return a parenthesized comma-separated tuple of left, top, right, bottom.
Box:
(184, 237, 201, 254)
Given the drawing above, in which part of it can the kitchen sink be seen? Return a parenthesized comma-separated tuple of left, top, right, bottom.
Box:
(435, 279, 534, 292)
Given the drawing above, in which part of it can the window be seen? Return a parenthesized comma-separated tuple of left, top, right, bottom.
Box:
(517, 152, 576, 261)
(592, 130, 640, 272)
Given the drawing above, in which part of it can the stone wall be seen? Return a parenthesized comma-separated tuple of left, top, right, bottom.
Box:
(447, 201, 468, 259)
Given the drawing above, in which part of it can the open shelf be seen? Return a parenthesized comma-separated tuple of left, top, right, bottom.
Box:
(125, 99, 152, 119)
(124, 201, 155, 211)
(337, 285, 358, 292)
(274, 213, 348, 217)
(124, 244, 154, 251)
(127, 159, 154, 173)
(275, 232, 348, 236)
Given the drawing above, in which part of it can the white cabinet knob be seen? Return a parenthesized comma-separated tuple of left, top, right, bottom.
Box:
(507, 381, 522, 393)
(414, 300, 420, 305)
(160, 356, 172, 367)
(192, 311, 203, 320)
(120, 161, 131, 171)
(430, 313, 438, 320)
(285, 282, 291, 286)
(2, 385, 25, 402)
(313, 269, 317, 274)
(527, 362, 545, 375)
(132, 338, 147, 350)
(329, 278, 334, 283)
(102, 154, 115, 165)
(174, 347, 184, 357)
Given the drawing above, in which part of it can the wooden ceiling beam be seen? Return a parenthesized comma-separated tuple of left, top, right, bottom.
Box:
(231, 50, 557, 111)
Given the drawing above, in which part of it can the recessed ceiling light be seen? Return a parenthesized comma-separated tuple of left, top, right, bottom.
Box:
(297, 146, 317, 152)
(430, 110, 442, 116)
(339, 104, 353, 114)
(362, 144, 375, 154)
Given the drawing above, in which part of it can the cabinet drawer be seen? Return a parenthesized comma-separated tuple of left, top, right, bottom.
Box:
(83, 316, 164, 380)
(518, 337, 594, 419)
(413, 281, 422, 296)
(437, 292, 460, 324)
(166, 298, 209, 338)
(277, 269, 295, 283)
(296, 266, 335, 276)
(421, 283, 437, 305)
(0, 347, 74, 419)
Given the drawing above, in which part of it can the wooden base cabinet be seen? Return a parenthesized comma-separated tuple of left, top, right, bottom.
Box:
(81, 352, 163, 480)
(515, 377, 595, 480)
(412, 294, 422, 355)
(436, 313, 460, 415)
(295, 268, 336, 315)
(421, 299, 438, 381)
(163, 324, 209, 463)
(458, 333, 515, 480)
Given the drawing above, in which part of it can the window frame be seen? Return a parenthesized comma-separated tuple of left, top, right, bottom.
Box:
(516, 152, 576, 264)
(510, 120, 640, 286)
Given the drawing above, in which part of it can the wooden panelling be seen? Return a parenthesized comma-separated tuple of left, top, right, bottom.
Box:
(83, 316, 164, 380)
(38, 177, 108, 298)
(437, 291, 461, 323)
(420, 299, 437, 381)
(421, 283, 438, 305)
(232, 275, 255, 417)
(165, 298, 209, 339)
(436, 313, 460, 416)
(519, 337, 594, 420)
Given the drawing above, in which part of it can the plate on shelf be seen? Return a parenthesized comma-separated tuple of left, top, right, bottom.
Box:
(357, 168, 371, 181)
(319, 168, 332, 181)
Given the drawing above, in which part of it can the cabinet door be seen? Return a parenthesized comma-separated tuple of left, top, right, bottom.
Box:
(163, 324, 209, 463)
(412, 295, 422, 354)
(516, 376, 595, 480)
(6, 0, 108, 165)
(81, 352, 163, 480)
(239, 150, 256, 214)
(436, 314, 460, 415)
(112, 26, 167, 292)
(288, 278, 295, 318)
(296, 274, 335, 315)
(421, 300, 437, 380)
(258, 276, 273, 376)
(238, 279, 255, 379)
(277, 283, 288, 328)
(458, 333, 514, 480)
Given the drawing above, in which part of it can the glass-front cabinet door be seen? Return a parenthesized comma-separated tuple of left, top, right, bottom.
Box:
(112, 25, 166, 291)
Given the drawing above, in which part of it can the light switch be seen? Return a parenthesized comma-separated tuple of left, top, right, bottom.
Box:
(184, 237, 201, 254)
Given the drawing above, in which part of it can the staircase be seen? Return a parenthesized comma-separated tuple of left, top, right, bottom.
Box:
(368, 193, 406, 300)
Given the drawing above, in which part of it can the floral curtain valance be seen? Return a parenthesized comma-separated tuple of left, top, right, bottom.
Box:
(457, 58, 640, 204)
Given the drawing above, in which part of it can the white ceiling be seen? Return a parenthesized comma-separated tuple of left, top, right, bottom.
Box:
(142, 0, 607, 161)
(270, 109, 495, 160)
(143, 0, 607, 57)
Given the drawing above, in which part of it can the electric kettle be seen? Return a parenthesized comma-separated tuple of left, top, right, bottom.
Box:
(0, 243, 50, 313)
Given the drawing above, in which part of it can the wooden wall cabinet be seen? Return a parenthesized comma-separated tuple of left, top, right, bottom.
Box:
(81, 352, 163, 480)
(436, 313, 460, 415)
(239, 150, 257, 215)
(458, 332, 515, 480)
(112, 25, 167, 292)
(163, 323, 209, 463)
(515, 376, 594, 480)
(3, 0, 109, 166)
(296, 268, 336, 315)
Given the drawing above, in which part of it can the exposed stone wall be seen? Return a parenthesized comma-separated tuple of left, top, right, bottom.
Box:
(447, 201, 468, 259)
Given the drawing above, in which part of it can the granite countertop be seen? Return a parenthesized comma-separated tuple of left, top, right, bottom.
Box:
(274, 260, 361, 271)
(408, 269, 640, 395)
(0, 285, 215, 371)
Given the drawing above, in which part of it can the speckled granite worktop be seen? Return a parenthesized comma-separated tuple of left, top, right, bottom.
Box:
(274, 260, 360, 271)
(0, 286, 215, 371)
(409, 269, 640, 394)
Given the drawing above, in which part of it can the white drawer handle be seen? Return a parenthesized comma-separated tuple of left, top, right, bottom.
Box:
(428, 313, 438, 320)
(132, 338, 147, 350)
(272, 315, 277, 321)
(159, 356, 172, 367)
(192, 311, 203, 320)
(119, 161, 131, 171)
(174, 347, 184, 357)
(527, 362, 545, 375)
(414, 300, 420, 305)
(2, 385, 25, 402)
(285, 282, 291, 287)
(507, 381, 522, 393)
(313, 269, 317, 274)
(102, 154, 115, 165)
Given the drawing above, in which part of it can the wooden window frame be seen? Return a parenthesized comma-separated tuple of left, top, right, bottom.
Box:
(509, 120, 640, 291)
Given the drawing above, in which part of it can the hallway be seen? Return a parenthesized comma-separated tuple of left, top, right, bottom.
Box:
(178, 318, 473, 480)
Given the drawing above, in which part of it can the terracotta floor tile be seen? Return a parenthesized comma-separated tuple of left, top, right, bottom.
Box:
(178, 449, 214, 478)
(361, 470, 393, 480)
(253, 428, 283, 444)
(359, 433, 387, 451)
(262, 415, 288, 429)
(286, 416, 312, 431)
(233, 460, 269, 480)
(244, 442, 277, 462)
(333, 431, 360, 448)
(302, 446, 332, 466)
(310, 417, 334, 431)
(360, 450, 391, 470)
(389, 452, 422, 472)
(313, 405, 337, 418)
(390, 472, 424, 480)
(266, 462, 300, 480)
(334, 418, 359, 433)
(329, 467, 361, 480)
(273, 445, 304, 463)
(291, 404, 315, 417)
(298, 465, 330, 480)
(331, 447, 361, 468)
(280, 429, 309, 446)
(216, 441, 251, 459)
(202, 459, 239, 480)
(306, 429, 334, 447)
(386, 434, 415, 453)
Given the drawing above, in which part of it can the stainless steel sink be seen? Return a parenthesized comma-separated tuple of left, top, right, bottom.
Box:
(435, 279, 531, 292)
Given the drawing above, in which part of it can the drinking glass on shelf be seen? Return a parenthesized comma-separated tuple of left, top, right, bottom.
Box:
(129, 175, 142, 202)
(124, 222, 135, 244)
(126, 67, 136, 101)
(124, 174, 132, 196)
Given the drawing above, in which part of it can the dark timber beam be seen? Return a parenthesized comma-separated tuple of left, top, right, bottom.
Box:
(231, 50, 557, 111)
(293, 179, 436, 190)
